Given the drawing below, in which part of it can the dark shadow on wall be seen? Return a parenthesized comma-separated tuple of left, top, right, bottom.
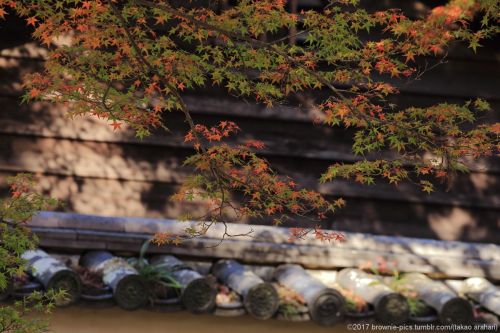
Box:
(0, 14, 33, 51)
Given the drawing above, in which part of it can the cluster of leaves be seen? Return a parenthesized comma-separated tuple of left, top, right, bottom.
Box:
(167, 141, 346, 241)
(128, 240, 181, 302)
(0, 174, 58, 294)
(0, 0, 498, 242)
(359, 257, 434, 318)
(288, 225, 345, 242)
(390, 275, 435, 318)
(321, 98, 498, 193)
(0, 174, 59, 333)
(0, 291, 60, 333)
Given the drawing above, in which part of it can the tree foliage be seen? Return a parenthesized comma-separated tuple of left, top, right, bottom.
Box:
(0, 0, 498, 241)
(0, 174, 59, 333)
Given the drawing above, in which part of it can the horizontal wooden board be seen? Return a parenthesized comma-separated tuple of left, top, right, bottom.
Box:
(1, 134, 498, 209)
(0, 96, 498, 175)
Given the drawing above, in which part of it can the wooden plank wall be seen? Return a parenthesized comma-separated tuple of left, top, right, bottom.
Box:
(0, 3, 498, 243)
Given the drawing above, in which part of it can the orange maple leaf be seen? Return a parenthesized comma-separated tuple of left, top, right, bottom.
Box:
(82, 1, 92, 9)
(0, 8, 7, 19)
(337, 105, 350, 118)
(145, 83, 157, 95)
(155, 16, 166, 25)
(405, 51, 415, 63)
(76, 24, 87, 32)
(490, 123, 500, 134)
(435, 170, 447, 178)
(355, 173, 365, 183)
(418, 166, 432, 175)
(26, 16, 38, 26)
(290, 203, 300, 212)
(429, 44, 442, 55)
(184, 132, 194, 142)
(245, 140, 265, 149)
(152, 232, 173, 246)
(335, 198, 346, 207)
(29, 88, 41, 98)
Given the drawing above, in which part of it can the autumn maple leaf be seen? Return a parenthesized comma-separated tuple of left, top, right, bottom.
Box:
(145, 83, 157, 95)
(82, 1, 92, 9)
(246, 140, 265, 149)
(184, 131, 194, 142)
(26, 16, 38, 26)
(28, 88, 41, 98)
(405, 51, 415, 63)
(109, 120, 122, 131)
(337, 105, 350, 118)
(429, 44, 442, 55)
(155, 15, 167, 25)
(435, 170, 447, 178)
(490, 123, 500, 134)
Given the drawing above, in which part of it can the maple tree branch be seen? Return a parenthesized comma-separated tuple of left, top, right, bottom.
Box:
(134, 0, 412, 137)
(135, 0, 352, 101)
(135, 0, 459, 154)
(107, 0, 206, 150)
(125, 6, 446, 171)
(100, 80, 120, 119)
(267, 29, 310, 46)
(107, 1, 250, 235)
(106, 0, 480, 224)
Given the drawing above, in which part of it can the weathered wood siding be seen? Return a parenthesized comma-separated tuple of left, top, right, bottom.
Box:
(0, 4, 498, 243)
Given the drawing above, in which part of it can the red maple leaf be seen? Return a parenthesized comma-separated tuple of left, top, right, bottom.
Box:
(429, 44, 442, 55)
(26, 16, 38, 26)
(435, 170, 447, 178)
(109, 120, 122, 131)
(29, 88, 41, 98)
(82, 1, 92, 9)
